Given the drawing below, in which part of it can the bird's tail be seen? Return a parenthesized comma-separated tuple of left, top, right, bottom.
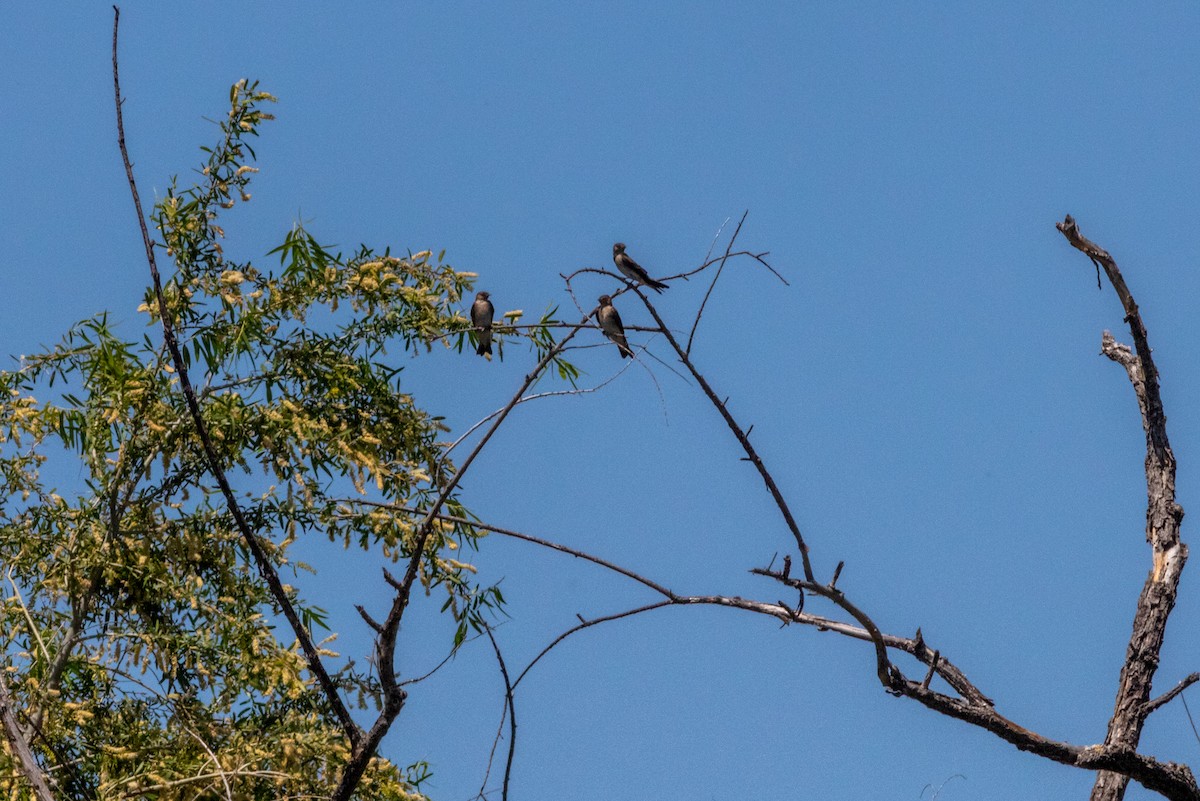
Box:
(476, 339, 492, 357)
(648, 279, 668, 293)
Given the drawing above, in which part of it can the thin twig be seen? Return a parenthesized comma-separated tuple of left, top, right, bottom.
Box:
(631, 288, 815, 582)
(686, 210, 748, 356)
(356, 504, 676, 599)
(444, 359, 638, 458)
(183, 725, 234, 801)
(484, 627, 517, 801)
(513, 602, 673, 690)
(1183, 693, 1200, 753)
(1145, 673, 1200, 716)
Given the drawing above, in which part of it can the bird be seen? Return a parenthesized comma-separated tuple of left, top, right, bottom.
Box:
(613, 243, 668, 293)
(597, 295, 634, 358)
(471, 291, 494, 358)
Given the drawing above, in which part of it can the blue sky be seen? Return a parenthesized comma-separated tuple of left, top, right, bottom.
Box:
(5, 3, 1200, 800)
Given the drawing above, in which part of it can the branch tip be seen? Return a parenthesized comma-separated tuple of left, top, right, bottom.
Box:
(830, 560, 844, 590)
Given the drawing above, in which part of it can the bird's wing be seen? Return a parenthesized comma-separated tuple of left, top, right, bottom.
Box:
(621, 253, 652, 280)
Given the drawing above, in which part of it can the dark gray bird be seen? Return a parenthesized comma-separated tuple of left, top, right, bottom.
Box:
(597, 295, 634, 358)
(471, 291, 494, 358)
(613, 243, 668, 293)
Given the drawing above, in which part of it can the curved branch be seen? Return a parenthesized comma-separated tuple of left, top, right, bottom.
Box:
(513, 601, 674, 690)
(484, 627, 517, 801)
(414, 504, 1195, 798)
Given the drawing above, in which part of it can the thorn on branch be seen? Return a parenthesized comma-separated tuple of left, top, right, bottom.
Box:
(575, 613, 586, 624)
(746, 424, 754, 438)
(914, 627, 926, 657)
(782, 555, 792, 580)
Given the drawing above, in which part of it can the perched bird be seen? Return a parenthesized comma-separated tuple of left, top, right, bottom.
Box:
(613, 243, 668, 293)
(597, 294, 634, 358)
(471, 291, 494, 358)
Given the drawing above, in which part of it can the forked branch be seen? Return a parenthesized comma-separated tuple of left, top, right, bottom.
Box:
(1057, 215, 1190, 801)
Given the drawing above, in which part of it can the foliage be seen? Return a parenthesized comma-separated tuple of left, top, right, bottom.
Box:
(0, 79, 563, 799)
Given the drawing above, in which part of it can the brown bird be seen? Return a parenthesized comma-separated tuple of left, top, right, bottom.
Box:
(597, 295, 634, 358)
(613, 243, 668, 293)
(471, 291, 494, 358)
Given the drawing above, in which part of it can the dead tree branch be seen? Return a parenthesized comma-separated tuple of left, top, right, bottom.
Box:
(1057, 215, 1189, 801)
(362, 496, 1198, 798)
(1144, 673, 1200, 717)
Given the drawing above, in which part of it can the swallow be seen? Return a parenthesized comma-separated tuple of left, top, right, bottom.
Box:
(471, 291, 494, 358)
(613, 243, 668, 293)
(597, 294, 634, 358)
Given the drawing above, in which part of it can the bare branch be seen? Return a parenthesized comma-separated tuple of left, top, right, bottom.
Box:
(444, 359, 637, 458)
(1057, 215, 1189, 801)
(1144, 673, 1200, 717)
(351, 503, 677, 599)
(513, 602, 674, 690)
(630, 288, 815, 582)
(752, 567, 896, 692)
(363, 501, 1196, 798)
(484, 627, 517, 801)
(686, 209, 748, 356)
